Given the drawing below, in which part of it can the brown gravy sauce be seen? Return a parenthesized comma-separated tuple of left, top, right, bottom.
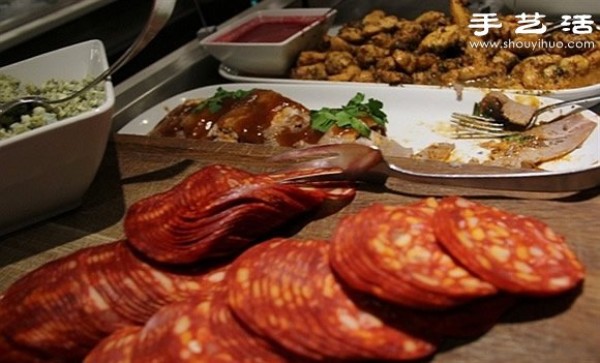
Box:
(151, 89, 324, 147)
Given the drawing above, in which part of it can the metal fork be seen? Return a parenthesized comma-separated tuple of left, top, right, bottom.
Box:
(451, 94, 600, 139)
(270, 143, 600, 192)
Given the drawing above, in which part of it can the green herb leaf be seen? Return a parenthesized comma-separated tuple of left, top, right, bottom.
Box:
(310, 93, 388, 137)
(194, 87, 252, 113)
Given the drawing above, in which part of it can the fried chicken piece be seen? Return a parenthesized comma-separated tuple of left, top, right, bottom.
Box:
(449, 0, 471, 27)
(418, 24, 462, 54)
(338, 25, 365, 43)
(328, 65, 362, 82)
(393, 20, 425, 50)
(375, 69, 412, 84)
(329, 36, 356, 53)
(325, 51, 356, 75)
(353, 70, 376, 83)
(290, 63, 328, 80)
(370, 32, 395, 49)
(456, 63, 505, 83)
(362, 10, 386, 24)
(392, 49, 417, 73)
(296, 51, 327, 66)
(376, 56, 397, 71)
(363, 14, 399, 36)
(492, 50, 519, 71)
(509, 54, 563, 89)
(356, 44, 389, 67)
(412, 70, 440, 85)
(414, 11, 449, 34)
(415, 53, 439, 71)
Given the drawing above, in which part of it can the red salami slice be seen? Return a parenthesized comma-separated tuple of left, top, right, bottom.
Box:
(227, 238, 437, 361)
(0, 247, 103, 360)
(330, 203, 496, 309)
(0, 240, 231, 362)
(209, 289, 292, 362)
(433, 196, 585, 295)
(0, 334, 49, 363)
(84, 326, 141, 363)
(130, 299, 213, 363)
(131, 293, 289, 363)
(124, 164, 354, 264)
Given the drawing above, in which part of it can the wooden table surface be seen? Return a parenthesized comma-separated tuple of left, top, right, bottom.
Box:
(1, 134, 599, 362)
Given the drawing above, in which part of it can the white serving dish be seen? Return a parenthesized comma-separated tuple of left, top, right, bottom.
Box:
(119, 83, 599, 177)
(199, 8, 336, 77)
(0, 39, 115, 235)
(217, 64, 600, 104)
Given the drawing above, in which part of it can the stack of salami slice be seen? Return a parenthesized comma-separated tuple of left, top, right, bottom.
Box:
(124, 164, 355, 264)
(0, 161, 585, 362)
(0, 164, 356, 362)
(85, 197, 584, 362)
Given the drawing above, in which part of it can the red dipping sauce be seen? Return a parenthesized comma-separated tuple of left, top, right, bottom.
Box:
(216, 16, 321, 43)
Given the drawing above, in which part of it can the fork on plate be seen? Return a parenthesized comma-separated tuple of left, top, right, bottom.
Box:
(450, 93, 600, 139)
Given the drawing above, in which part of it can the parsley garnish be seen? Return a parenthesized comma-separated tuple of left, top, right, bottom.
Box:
(310, 93, 388, 137)
(194, 87, 252, 113)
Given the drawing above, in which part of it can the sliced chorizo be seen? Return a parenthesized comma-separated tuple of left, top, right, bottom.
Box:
(131, 293, 289, 363)
(0, 240, 232, 361)
(84, 326, 141, 363)
(433, 196, 585, 295)
(227, 238, 437, 361)
(330, 202, 496, 309)
(124, 164, 354, 264)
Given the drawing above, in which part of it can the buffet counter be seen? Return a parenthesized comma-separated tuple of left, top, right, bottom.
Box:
(1, 1, 599, 362)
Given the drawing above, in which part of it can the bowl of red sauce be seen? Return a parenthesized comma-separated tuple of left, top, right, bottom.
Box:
(200, 8, 336, 77)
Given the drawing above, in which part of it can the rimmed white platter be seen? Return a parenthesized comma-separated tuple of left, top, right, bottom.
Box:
(119, 83, 599, 177)
(218, 64, 600, 103)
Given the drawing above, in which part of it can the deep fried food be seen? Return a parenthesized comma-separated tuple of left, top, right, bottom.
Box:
(290, 2, 600, 90)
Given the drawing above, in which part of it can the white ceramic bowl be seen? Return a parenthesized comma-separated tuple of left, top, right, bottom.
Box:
(200, 8, 336, 77)
(0, 39, 115, 235)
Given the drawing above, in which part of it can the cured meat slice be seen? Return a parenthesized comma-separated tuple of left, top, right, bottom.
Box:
(130, 299, 211, 363)
(433, 196, 585, 295)
(0, 334, 49, 363)
(84, 326, 141, 363)
(330, 201, 496, 309)
(0, 248, 104, 360)
(227, 238, 437, 361)
(208, 289, 293, 362)
(0, 240, 232, 361)
(125, 164, 354, 264)
(131, 293, 289, 363)
(227, 239, 330, 360)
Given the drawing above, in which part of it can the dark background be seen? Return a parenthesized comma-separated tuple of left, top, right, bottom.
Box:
(0, 0, 256, 84)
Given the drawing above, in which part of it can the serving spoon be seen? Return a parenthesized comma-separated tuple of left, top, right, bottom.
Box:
(0, 0, 177, 127)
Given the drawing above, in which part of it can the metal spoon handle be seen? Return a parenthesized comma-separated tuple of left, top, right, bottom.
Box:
(48, 0, 177, 105)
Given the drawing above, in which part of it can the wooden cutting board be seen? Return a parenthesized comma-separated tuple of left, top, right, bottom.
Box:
(0, 134, 598, 362)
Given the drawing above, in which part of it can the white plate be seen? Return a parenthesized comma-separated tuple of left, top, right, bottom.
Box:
(119, 83, 600, 174)
(218, 64, 600, 103)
